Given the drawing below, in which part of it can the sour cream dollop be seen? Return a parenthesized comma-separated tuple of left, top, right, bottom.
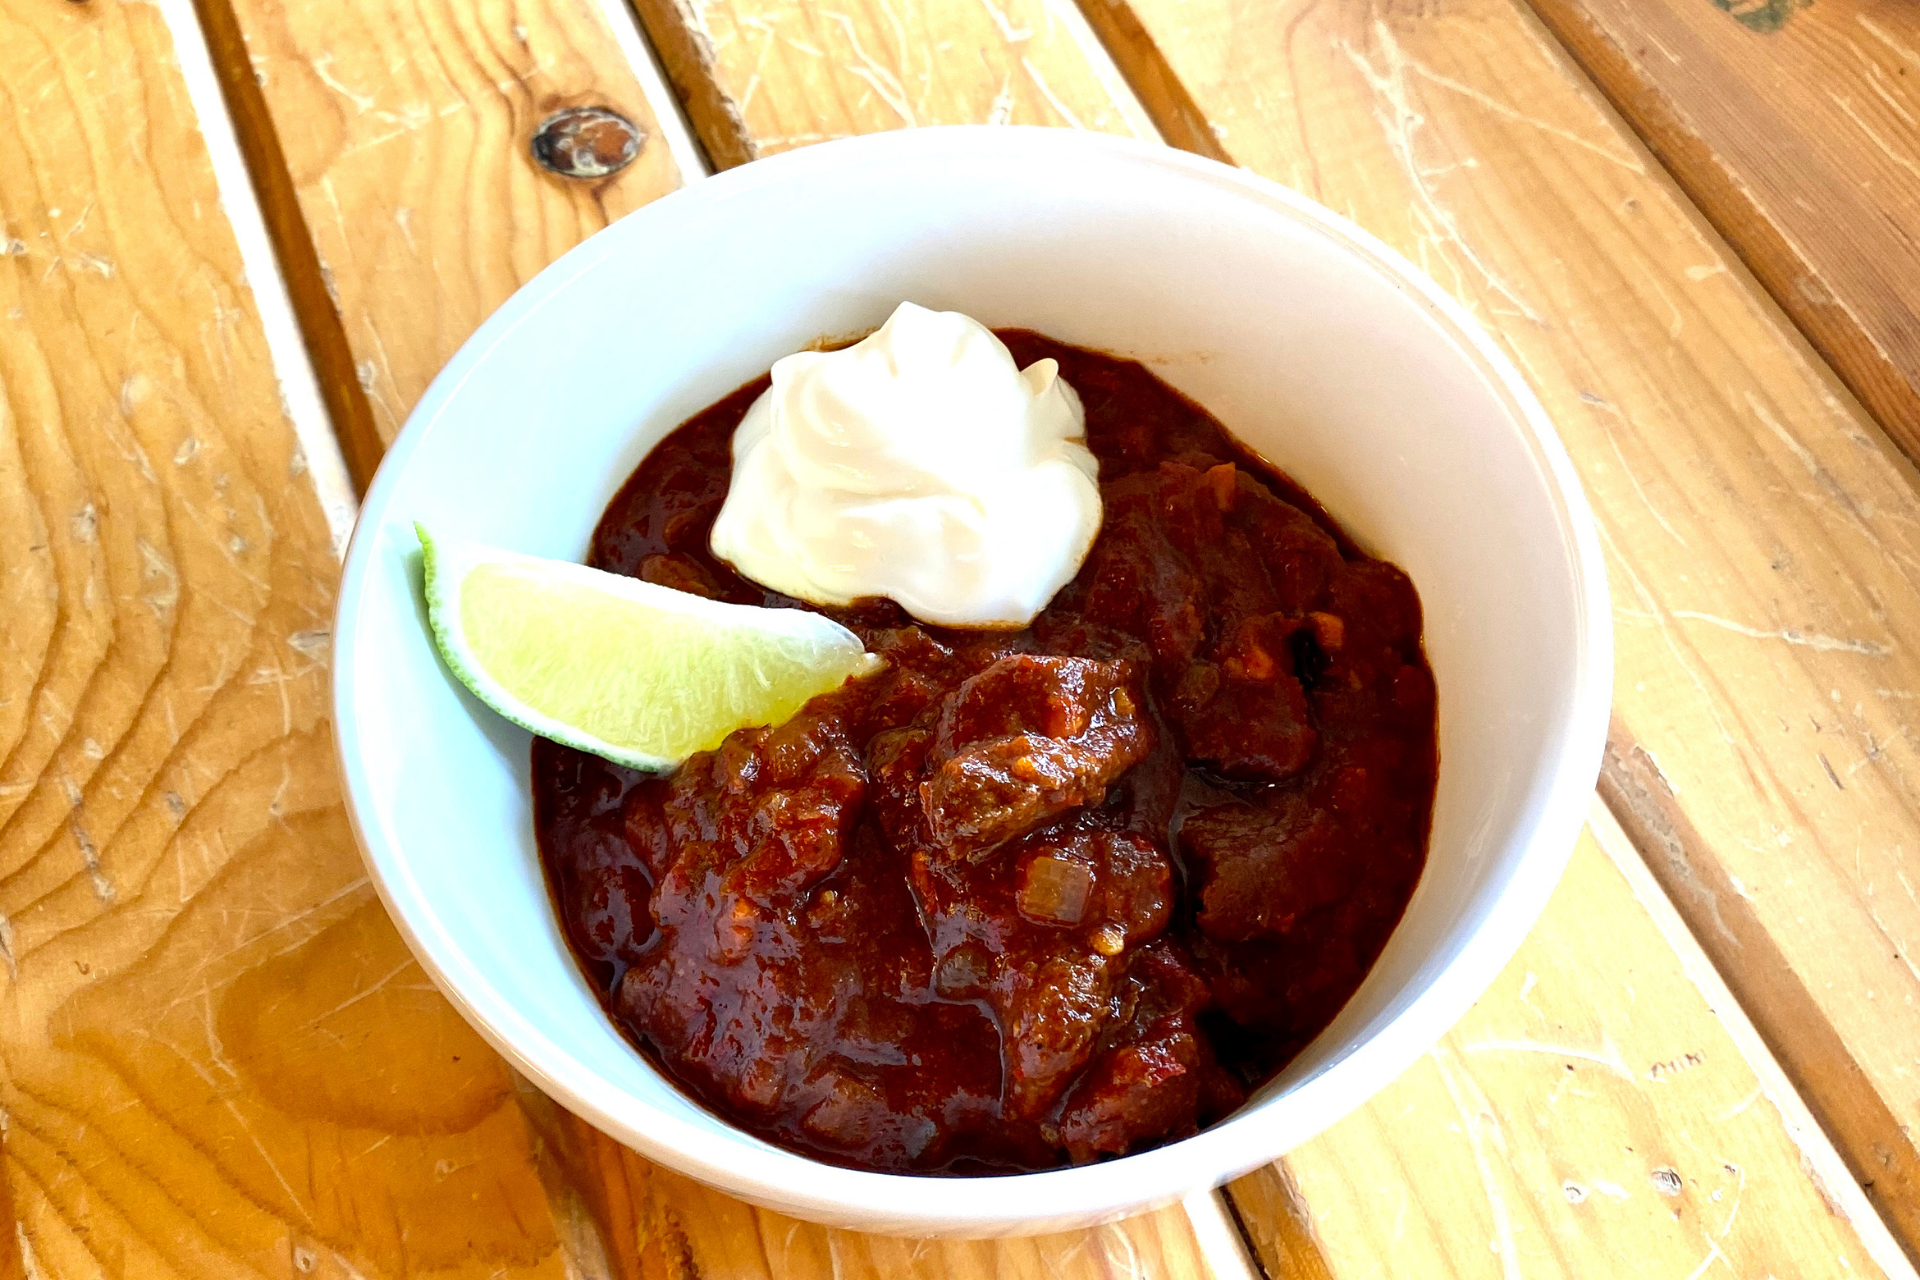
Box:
(708, 302, 1103, 629)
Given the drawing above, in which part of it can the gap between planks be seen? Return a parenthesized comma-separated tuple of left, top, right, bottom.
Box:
(1184, 1190, 1268, 1280)
(159, 0, 357, 546)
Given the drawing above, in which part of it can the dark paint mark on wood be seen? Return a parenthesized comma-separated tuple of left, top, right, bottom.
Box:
(1708, 0, 1807, 34)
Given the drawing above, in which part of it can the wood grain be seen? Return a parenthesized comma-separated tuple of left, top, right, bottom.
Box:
(625, 0, 1157, 168)
(1524, 0, 1920, 467)
(1092, 0, 1920, 1257)
(199, 0, 695, 480)
(1243, 806, 1907, 1279)
(0, 0, 614, 1272)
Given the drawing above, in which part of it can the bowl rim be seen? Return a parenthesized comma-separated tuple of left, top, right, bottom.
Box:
(332, 125, 1612, 1233)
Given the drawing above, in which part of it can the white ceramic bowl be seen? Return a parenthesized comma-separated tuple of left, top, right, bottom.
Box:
(333, 127, 1610, 1237)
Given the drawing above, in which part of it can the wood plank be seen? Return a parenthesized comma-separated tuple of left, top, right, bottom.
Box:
(0, 0, 588, 1274)
(197, 0, 701, 481)
(1524, 0, 1920, 466)
(624, 0, 1158, 167)
(1236, 806, 1908, 1279)
(1090, 0, 1920, 1258)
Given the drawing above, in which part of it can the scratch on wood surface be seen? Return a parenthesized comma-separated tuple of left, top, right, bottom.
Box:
(203, 989, 235, 1076)
(1680, 1234, 1727, 1280)
(1830, 94, 1920, 183)
(987, 71, 1015, 124)
(311, 52, 376, 111)
(61, 774, 116, 904)
(1718, 1162, 1747, 1240)
(148, 1026, 315, 1221)
(161, 875, 370, 1008)
(1595, 523, 1736, 746)
(299, 957, 415, 1029)
(1862, 898, 1920, 991)
(1339, 21, 1543, 325)
(1583, 394, 1688, 547)
(1714, 1085, 1763, 1122)
(1646, 271, 1684, 338)
(135, 538, 179, 619)
(972, 0, 1032, 44)
(1430, 1049, 1522, 1280)
(1461, 1035, 1635, 1079)
(736, 19, 778, 115)
(1399, 60, 1644, 173)
(1095, 1219, 1146, 1280)
(1745, 393, 1893, 559)
(1668, 610, 1890, 657)
(1853, 49, 1918, 127)
(820, 10, 915, 124)
(15, 1223, 40, 1280)
(1021, 55, 1086, 129)
(1858, 14, 1920, 72)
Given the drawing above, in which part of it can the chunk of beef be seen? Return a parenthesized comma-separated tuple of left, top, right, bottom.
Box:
(919, 655, 1153, 856)
(1180, 795, 1349, 942)
(799, 1070, 940, 1158)
(612, 691, 871, 1119)
(998, 951, 1120, 1119)
(1049, 942, 1244, 1162)
(1174, 612, 1319, 781)
(1323, 559, 1424, 655)
(909, 823, 1179, 1121)
(1072, 474, 1206, 671)
(1055, 1030, 1203, 1161)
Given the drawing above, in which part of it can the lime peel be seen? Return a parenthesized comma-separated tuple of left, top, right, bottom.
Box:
(417, 523, 880, 771)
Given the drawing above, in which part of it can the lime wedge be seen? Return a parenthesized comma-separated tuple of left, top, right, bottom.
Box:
(417, 524, 880, 771)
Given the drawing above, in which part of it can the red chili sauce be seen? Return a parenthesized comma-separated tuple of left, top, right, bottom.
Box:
(532, 333, 1437, 1174)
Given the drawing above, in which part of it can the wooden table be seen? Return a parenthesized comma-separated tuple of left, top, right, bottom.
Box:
(8, 0, 1920, 1273)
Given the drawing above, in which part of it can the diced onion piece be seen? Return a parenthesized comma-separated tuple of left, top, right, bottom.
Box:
(1308, 611, 1346, 652)
(1018, 855, 1094, 925)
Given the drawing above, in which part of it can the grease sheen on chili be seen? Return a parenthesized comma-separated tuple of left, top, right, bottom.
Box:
(532, 333, 1438, 1175)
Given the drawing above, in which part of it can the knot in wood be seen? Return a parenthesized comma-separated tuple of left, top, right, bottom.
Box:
(531, 107, 644, 179)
